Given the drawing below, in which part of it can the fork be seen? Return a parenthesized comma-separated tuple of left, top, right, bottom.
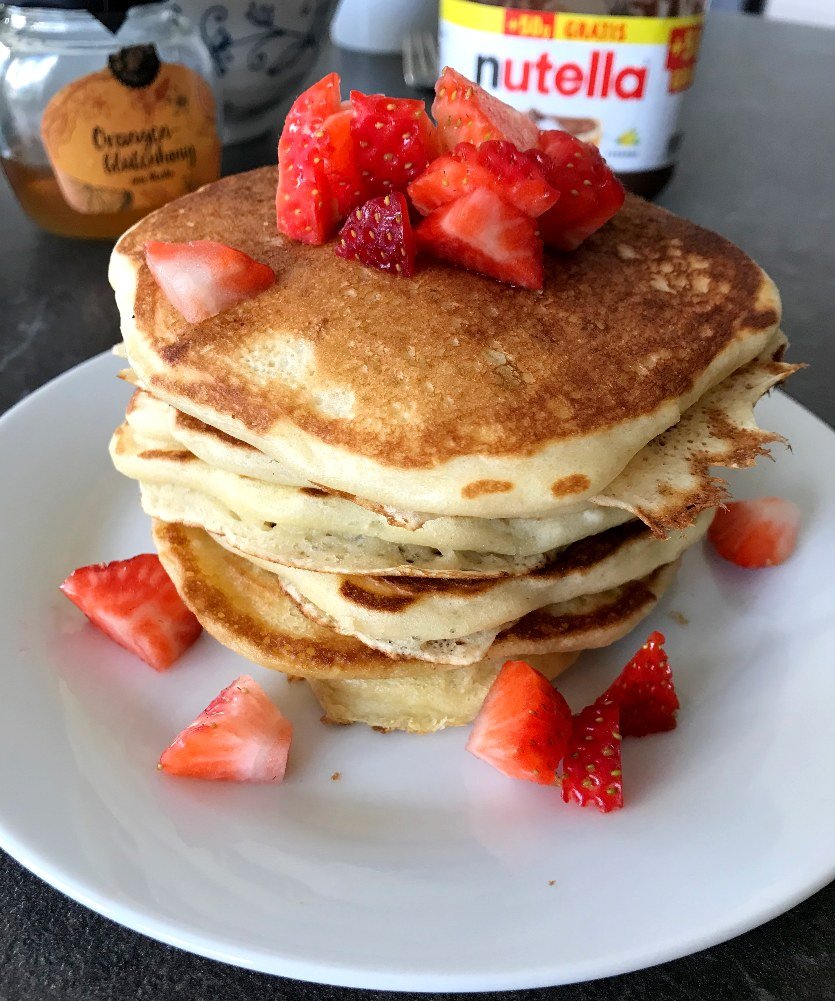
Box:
(402, 30, 439, 91)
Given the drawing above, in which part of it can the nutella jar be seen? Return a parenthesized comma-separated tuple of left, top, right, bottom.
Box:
(438, 0, 707, 198)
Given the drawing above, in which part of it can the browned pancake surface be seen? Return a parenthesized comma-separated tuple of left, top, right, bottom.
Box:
(117, 168, 778, 469)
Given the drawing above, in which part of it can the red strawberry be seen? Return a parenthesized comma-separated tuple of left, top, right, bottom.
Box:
(460, 140, 559, 217)
(708, 497, 801, 569)
(60, 554, 202, 671)
(159, 675, 292, 782)
(561, 702, 623, 812)
(407, 153, 485, 215)
(432, 67, 539, 152)
(318, 106, 367, 217)
(416, 186, 543, 290)
(597, 631, 679, 737)
(408, 140, 558, 218)
(275, 152, 335, 244)
(144, 241, 274, 324)
(534, 131, 625, 251)
(467, 660, 572, 785)
(335, 192, 416, 276)
(350, 91, 436, 196)
(276, 73, 342, 243)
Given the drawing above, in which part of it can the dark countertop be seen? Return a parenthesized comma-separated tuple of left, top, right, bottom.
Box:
(1, 12, 833, 1001)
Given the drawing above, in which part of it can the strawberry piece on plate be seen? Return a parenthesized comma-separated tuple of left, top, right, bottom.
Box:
(597, 631, 679, 737)
(708, 497, 801, 569)
(534, 130, 625, 251)
(335, 192, 416, 276)
(408, 140, 558, 218)
(416, 186, 543, 290)
(144, 240, 274, 324)
(159, 675, 293, 782)
(276, 73, 342, 242)
(60, 554, 202, 671)
(350, 90, 436, 196)
(432, 67, 539, 152)
(561, 702, 623, 812)
(467, 660, 572, 785)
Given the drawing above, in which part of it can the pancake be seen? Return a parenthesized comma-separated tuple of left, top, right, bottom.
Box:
(114, 329, 792, 579)
(308, 655, 581, 733)
(111, 167, 781, 519)
(110, 415, 629, 573)
(259, 514, 709, 661)
(592, 334, 800, 535)
(153, 521, 677, 731)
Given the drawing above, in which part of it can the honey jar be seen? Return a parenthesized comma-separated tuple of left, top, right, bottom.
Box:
(0, 0, 221, 238)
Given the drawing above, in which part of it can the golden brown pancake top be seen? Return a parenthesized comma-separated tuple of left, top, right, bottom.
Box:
(116, 168, 779, 469)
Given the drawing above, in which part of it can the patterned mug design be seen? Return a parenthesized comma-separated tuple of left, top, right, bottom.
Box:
(200, 0, 332, 83)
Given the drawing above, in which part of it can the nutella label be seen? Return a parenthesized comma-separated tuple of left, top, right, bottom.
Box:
(439, 0, 703, 172)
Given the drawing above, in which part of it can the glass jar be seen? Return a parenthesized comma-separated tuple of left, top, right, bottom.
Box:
(0, 0, 222, 238)
(439, 0, 708, 198)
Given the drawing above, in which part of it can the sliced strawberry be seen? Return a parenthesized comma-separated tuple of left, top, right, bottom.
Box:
(708, 497, 801, 569)
(456, 141, 558, 216)
(276, 73, 342, 243)
(335, 192, 416, 276)
(318, 106, 367, 217)
(597, 631, 679, 737)
(350, 91, 436, 196)
(432, 67, 539, 153)
(275, 153, 335, 244)
(534, 130, 625, 251)
(416, 186, 543, 290)
(467, 660, 572, 784)
(144, 241, 274, 324)
(408, 140, 558, 218)
(159, 675, 292, 782)
(561, 702, 623, 812)
(60, 554, 202, 671)
(408, 154, 484, 216)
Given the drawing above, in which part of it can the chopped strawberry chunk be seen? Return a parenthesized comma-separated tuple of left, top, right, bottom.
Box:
(60, 554, 202, 671)
(597, 631, 679, 737)
(457, 141, 558, 216)
(432, 67, 539, 152)
(408, 153, 484, 215)
(276, 73, 343, 243)
(561, 702, 623, 812)
(534, 131, 625, 250)
(144, 240, 274, 324)
(159, 675, 292, 782)
(416, 186, 543, 290)
(350, 91, 436, 196)
(408, 140, 558, 218)
(335, 192, 416, 276)
(319, 106, 367, 217)
(708, 497, 801, 569)
(467, 660, 572, 785)
(275, 153, 335, 244)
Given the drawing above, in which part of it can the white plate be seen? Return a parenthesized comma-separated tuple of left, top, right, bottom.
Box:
(1, 352, 833, 992)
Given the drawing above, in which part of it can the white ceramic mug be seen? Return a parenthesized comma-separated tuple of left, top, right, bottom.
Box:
(175, 0, 337, 144)
(330, 0, 436, 54)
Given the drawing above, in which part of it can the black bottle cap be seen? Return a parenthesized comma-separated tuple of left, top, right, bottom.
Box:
(9, 0, 161, 32)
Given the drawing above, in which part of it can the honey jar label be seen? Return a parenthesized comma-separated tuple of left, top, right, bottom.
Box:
(439, 0, 704, 172)
(41, 46, 221, 215)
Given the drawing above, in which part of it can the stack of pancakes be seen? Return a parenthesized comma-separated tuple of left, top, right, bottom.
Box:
(108, 168, 798, 732)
